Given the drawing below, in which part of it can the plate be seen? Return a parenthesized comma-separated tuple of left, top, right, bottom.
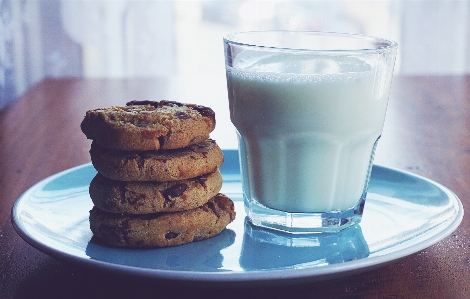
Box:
(11, 150, 463, 286)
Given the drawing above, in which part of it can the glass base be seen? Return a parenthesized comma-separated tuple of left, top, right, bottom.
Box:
(244, 197, 366, 234)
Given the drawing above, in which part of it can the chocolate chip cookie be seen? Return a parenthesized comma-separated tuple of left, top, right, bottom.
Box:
(89, 193, 236, 248)
(90, 139, 224, 182)
(81, 100, 216, 151)
(89, 170, 223, 214)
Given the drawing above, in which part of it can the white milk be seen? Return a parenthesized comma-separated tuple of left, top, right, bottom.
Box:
(226, 53, 391, 213)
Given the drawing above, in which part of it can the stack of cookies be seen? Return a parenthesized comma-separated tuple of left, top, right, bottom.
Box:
(80, 100, 235, 248)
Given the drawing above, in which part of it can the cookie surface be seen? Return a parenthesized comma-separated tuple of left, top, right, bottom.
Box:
(89, 170, 223, 214)
(81, 100, 216, 151)
(90, 139, 224, 182)
(89, 193, 236, 248)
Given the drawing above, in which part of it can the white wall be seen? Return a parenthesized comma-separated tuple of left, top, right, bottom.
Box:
(400, 0, 470, 75)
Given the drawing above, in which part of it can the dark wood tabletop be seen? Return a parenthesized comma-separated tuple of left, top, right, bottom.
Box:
(1, 76, 469, 299)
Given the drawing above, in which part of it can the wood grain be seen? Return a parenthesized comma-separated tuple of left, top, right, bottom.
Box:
(1, 77, 469, 299)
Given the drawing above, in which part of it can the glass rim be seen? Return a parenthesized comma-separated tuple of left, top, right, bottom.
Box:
(223, 30, 398, 53)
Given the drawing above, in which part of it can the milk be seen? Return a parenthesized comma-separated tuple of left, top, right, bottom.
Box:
(226, 53, 391, 213)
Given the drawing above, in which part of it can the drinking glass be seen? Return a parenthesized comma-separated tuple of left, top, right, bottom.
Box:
(224, 31, 397, 233)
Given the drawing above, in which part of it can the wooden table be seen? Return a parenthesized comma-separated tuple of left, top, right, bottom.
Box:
(1, 77, 469, 298)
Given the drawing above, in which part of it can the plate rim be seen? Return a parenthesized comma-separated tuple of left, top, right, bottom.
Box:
(11, 161, 464, 286)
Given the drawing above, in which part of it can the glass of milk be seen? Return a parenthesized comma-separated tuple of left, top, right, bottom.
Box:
(224, 31, 397, 233)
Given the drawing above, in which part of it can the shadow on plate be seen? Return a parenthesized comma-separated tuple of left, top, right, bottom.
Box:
(240, 218, 370, 270)
(85, 228, 236, 272)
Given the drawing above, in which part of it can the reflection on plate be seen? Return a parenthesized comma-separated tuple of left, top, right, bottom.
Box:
(11, 150, 463, 286)
(240, 221, 369, 270)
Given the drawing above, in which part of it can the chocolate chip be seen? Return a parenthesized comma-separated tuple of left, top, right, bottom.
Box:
(120, 219, 131, 229)
(207, 201, 221, 218)
(135, 121, 149, 127)
(159, 100, 183, 107)
(158, 135, 169, 148)
(124, 152, 141, 161)
(192, 141, 212, 153)
(126, 100, 159, 106)
(165, 231, 179, 240)
(163, 183, 188, 200)
(192, 105, 215, 118)
(128, 196, 138, 205)
(196, 173, 210, 185)
(126, 191, 146, 205)
(126, 100, 184, 109)
(112, 227, 130, 244)
(174, 112, 190, 119)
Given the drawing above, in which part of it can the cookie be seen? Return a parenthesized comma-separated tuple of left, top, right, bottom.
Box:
(90, 139, 224, 181)
(89, 170, 223, 214)
(89, 193, 236, 248)
(81, 100, 216, 151)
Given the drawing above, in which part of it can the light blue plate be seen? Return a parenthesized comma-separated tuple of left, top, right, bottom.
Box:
(11, 150, 463, 286)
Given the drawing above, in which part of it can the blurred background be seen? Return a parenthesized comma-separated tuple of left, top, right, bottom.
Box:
(1, 0, 469, 147)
